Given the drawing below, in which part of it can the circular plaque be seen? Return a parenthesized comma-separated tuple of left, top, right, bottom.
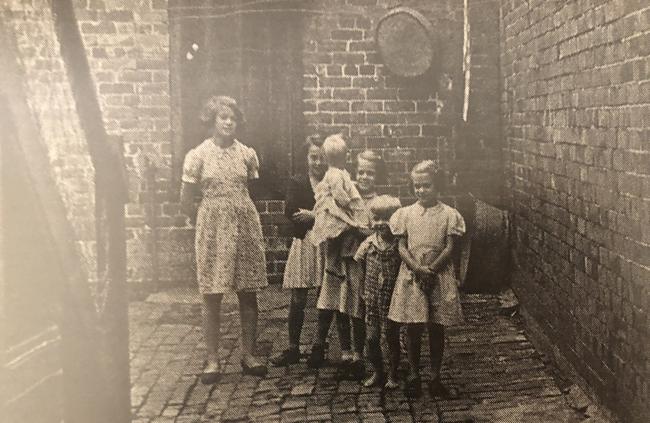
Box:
(376, 7, 435, 77)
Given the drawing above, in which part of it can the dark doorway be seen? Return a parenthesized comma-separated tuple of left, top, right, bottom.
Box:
(172, 2, 305, 199)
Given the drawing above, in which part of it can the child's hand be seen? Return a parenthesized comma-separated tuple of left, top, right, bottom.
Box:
(293, 208, 315, 223)
(413, 264, 435, 281)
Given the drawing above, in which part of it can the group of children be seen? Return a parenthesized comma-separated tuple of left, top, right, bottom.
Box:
(275, 134, 466, 398)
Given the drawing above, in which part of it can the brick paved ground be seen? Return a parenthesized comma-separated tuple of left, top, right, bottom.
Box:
(129, 286, 611, 423)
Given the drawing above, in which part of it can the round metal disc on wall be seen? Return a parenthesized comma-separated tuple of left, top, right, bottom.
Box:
(376, 7, 435, 77)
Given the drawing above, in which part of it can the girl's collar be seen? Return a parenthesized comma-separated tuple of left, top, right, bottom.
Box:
(417, 200, 441, 211)
(210, 137, 238, 149)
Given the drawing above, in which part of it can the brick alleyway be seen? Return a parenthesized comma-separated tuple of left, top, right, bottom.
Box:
(129, 286, 609, 423)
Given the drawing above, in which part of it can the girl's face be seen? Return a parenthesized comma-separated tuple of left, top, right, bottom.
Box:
(307, 145, 327, 180)
(412, 172, 438, 206)
(356, 159, 377, 194)
(213, 105, 237, 139)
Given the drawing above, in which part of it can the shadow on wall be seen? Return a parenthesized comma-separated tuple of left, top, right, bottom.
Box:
(458, 196, 511, 294)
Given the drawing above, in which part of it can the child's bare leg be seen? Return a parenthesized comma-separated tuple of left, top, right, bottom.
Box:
(405, 323, 424, 395)
(427, 322, 451, 397)
(406, 324, 424, 379)
(363, 322, 382, 387)
(336, 312, 352, 360)
(427, 322, 445, 380)
(308, 309, 334, 368)
(351, 316, 365, 359)
(385, 320, 401, 388)
(316, 309, 335, 345)
(237, 291, 262, 367)
(202, 294, 223, 373)
(288, 288, 309, 350)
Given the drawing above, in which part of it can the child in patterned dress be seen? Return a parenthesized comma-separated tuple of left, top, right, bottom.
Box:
(386, 161, 466, 397)
(354, 195, 402, 388)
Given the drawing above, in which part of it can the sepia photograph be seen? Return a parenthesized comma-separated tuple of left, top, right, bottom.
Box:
(1, 0, 648, 422)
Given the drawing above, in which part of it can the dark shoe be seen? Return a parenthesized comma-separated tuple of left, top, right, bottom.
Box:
(199, 371, 221, 385)
(428, 379, 454, 398)
(307, 344, 326, 368)
(345, 360, 366, 381)
(241, 359, 268, 377)
(404, 374, 422, 398)
(270, 348, 300, 367)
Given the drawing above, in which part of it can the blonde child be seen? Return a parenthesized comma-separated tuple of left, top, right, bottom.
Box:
(386, 161, 465, 397)
(354, 195, 402, 388)
(310, 134, 365, 278)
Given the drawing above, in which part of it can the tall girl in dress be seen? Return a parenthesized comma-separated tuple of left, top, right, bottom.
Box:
(270, 135, 327, 366)
(180, 96, 268, 383)
(386, 161, 466, 397)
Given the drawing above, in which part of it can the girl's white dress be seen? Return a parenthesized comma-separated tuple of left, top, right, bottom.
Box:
(387, 202, 466, 325)
(310, 167, 364, 246)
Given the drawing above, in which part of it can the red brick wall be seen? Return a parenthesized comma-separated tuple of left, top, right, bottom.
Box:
(501, 1, 649, 421)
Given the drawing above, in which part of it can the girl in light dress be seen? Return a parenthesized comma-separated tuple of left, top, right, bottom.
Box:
(180, 96, 268, 384)
(386, 161, 466, 397)
(307, 145, 383, 374)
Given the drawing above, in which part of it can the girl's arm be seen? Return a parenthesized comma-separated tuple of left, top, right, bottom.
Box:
(180, 182, 199, 224)
(398, 237, 434, 280)
(427, 235, 457, 273)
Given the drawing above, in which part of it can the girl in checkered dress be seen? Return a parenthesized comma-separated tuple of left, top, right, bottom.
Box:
(354, 195, 402, 388)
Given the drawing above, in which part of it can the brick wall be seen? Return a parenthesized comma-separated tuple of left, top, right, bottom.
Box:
(303, 0, 466, 199)
(6, 0, 97, 279)
(76, 0, 503, 289)
(501, 1, 649, 421)
(73, 0, 179, 288)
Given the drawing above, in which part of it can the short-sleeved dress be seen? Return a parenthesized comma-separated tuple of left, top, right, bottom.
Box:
(387, 202, 465, 325)
(182, 139, 267, 294)
(282, 174, 323, 289)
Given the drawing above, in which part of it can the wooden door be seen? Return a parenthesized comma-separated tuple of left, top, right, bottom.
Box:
(174, 2, 304, 199)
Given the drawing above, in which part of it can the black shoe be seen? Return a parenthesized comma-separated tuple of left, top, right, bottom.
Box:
(341, 360, 365, 381)
(307, 344, 326, 368)
(428, 379, 454, 398)
(270, 348, 300, 367)
(199, 371, 221, 385)
(241, 359, 268, 377)
(404, 374, 422, 398)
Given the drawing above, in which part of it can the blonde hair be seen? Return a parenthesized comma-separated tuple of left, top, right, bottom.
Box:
(199, 95, 244, 124)
(369, 195, 401, 219)
(322, 134, 348, 165)
(410, 160, 438, 179)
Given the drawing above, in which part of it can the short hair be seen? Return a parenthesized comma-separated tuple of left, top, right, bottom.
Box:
(322, 134, 348, 163)
(368, 195, 401, 219)
(410, 160, 438, 178)
(199, 95, 244, 124)
(410, 160, 445, 190)
(356, 149, 386, 185)
(299, 132, 325, 169)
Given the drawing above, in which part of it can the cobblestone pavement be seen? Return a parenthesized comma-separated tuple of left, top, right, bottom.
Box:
(129, 286, 610, 422)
